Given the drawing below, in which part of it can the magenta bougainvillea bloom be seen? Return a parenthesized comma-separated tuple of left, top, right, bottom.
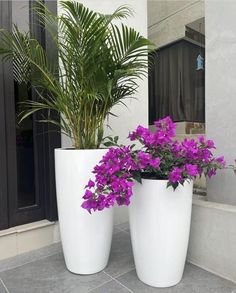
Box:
(169, 167, 183, 183)
(82, 116, 226, 213)
(185, 164, 199, 177)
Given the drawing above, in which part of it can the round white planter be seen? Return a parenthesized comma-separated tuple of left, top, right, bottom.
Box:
(55, 148, 113, 274)
(129, 179, 193, 287)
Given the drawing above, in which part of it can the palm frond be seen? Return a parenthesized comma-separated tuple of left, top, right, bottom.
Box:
(0, 0, 154, 149)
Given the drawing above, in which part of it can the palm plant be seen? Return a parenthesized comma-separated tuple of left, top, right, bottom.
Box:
(0, 1, 153, 149)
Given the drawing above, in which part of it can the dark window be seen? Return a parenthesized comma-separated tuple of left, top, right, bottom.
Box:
(0, 0, 60, 230)
(149, 39, 205, 124)
(12, 2, 36, 209)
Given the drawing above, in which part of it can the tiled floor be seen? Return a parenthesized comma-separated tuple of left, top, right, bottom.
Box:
(0, 223, 235, 293)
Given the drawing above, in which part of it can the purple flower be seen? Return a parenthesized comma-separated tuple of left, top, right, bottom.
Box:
(208, 169, 216, 178)
(181, 139, 199, 160)
(81, 198, 98, 213)
(154, 116, 176, 139)
(198, 135, 215, 149)
(171, 141, 182, 157)
(137, 151, 151, 168)
(129, 125, 149, 141)
(200, 149, 212, 163)
(206, 139, 215, 149)
(215, 156, 226, 167)
(83, 190, 93, 199)
(198, 135, 205, 144)
(150, 157, 161, 168)
(185, 164, 199, 177)
(136, 125, 149, 136)
(169, 167, 183, 183)
(128, 132, 136, 141)
(81, 116, 226, 213)
(85, 179, 95, 189)
(116, 196, 131, 206)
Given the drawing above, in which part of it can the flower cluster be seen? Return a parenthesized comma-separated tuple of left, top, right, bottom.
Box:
(128, 116, 176, 147)
(82, 116, 226, 213)
(81, 146, 160, 213)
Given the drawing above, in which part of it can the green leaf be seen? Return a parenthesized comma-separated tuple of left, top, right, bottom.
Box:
(172, 182, 179, 190)
(166, 181, 172, 189)
(114, 136, 119, 143)
(132, 171, 142, 184)
(167, 181, 179, 190)
(103, 141, 115, 147)
(0, 1, 153, 149)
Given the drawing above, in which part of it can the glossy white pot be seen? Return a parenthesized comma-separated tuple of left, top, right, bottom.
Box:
(55, 149, 113, 274)
(129, 179, 193, 287)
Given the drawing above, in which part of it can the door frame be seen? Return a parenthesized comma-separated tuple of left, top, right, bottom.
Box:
(0, 0, 60, 230)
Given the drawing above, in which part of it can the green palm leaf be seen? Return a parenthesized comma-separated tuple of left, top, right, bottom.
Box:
(0, 0, 154, 149)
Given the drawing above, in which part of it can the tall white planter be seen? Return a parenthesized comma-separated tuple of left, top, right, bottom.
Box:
(55, 149, 113, 274)
(129, 179, 193, 287)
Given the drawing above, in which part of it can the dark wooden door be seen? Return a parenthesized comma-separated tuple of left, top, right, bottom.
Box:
(0, 0, 60, 230)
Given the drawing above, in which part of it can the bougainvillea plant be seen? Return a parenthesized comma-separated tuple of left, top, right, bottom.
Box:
(81, 116, 226, 213)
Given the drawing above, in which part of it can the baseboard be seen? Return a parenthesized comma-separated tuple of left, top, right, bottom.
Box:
(0, 220, 60, 260)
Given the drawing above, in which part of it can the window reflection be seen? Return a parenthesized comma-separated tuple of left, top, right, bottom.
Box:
(12, 1, 36, 208)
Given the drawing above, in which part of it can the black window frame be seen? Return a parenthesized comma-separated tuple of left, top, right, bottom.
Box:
(0, 0, 60, 230)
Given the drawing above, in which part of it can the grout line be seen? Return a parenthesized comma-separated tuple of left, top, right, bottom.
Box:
(87, 275, 113, 292)
(0, 249, 62, 274)
(113, 278, 134, 293)
(116, 227, 130, 234)
(114, 223, 130, 234)
(187, 260, 236, 284)
(103, 271, 134, 293)
(104, 266, 135, 280)
(121, 230, 130, 235)
(0, 278, 10, 293)
(119, 227, 130, 233)
(114, 267, 135, 279)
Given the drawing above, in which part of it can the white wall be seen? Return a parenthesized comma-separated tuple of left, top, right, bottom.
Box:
(148, 0, 204, 47)
(187, 0, 236, 280)
(188, 199, 236, 283)
(59, 0, 148, 223)
(12, 1, 29, 33)
(205, 0, 236, 205)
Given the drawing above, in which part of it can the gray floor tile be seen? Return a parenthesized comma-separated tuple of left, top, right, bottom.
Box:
(116, 222, 130, 233)
(113, 225, 122, 235)
(0, 242, 62, 273)
(0, 230, 235, 293)
(90, 280, 131, 293)
(117, 264, 236, 293)
(0, 279, 8, 293)
(104, 231, 134, 278)
(0, 253, 111, 293)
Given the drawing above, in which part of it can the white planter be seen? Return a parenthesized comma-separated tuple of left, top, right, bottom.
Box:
(55, 149, 113, 274)
(129, 179, 193, 287)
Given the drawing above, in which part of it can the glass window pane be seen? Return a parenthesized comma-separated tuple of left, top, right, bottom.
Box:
(12, 1, 36, 208)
